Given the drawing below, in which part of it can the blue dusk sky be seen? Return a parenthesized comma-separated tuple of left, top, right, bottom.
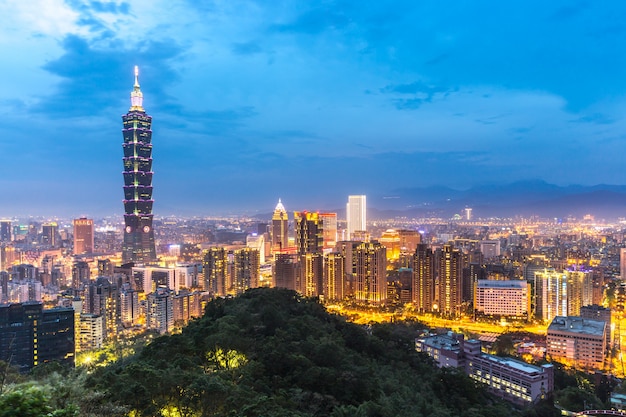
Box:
(1, 1, 626, 217)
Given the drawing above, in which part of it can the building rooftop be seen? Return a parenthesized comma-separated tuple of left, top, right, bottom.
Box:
(548, 316, 606, 337)
(416, 333, 463, 352)
(476, 279, 527, 289)
(480, 353, 550, 375)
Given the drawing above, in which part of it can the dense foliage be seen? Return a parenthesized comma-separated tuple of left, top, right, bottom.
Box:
(88, 288, 517, 416)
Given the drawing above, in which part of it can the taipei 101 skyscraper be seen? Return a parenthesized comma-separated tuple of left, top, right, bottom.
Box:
(121, 66, 157, 263)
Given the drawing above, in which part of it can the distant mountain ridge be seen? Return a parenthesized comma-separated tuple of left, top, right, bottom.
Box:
(370, 180, 626, 219)
(253, 181, 626, 220)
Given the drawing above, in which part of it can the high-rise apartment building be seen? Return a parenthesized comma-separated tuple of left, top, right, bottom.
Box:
(534, 268, 593, 322)
(324, 252, 345, 301)
(271, 199, 289, 252)
(146, 288, 173, 334)
(354, 240, 386, 303)
(413, 243, 435, 312)
(73, 217, 94, 255)
(346, 195, 366, 239)
(121, 66, 157, 263)
(232, 248, 260, 295)
(203, 247, 228, 296)
(437, 244, 463, 315)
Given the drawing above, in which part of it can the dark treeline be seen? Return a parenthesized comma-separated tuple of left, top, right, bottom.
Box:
(88, 288, 520, 416)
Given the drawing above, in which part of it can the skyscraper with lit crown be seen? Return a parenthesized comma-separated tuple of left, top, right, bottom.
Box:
(121, 67, 157, 263)
(271, 199, 289, 252)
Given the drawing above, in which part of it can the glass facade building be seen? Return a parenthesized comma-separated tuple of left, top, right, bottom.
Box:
(122, 67, 157, 263)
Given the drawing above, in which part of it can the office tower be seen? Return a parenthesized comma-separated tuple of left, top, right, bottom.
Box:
(41, 223, 58, 247)
(203, 248, 228, 296)
(413, 243, 435, 312)
(146, 288, 174, 334)
(324, 252, 345, 301)
(273, 253, 299, 290)
(320, 213, 337, 248)
(464, 208, 472, 221)
(73, 217, 94, 255)
(0, 220, 11, 242)
(294, 211, 323, 255)
(232, 248, 260, 295)
(121, 66, 157, 263)
(0, 302, 74, 372)
(271, 199, 289, 252)
(437, 243, 463, 315)
(354, 240, 386, 303)
(346, 195, 366, 239)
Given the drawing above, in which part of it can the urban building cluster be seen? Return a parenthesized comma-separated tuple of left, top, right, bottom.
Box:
(1, 68, 625, 394)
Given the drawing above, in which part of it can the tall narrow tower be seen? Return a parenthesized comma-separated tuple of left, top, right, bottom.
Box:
(346, 195, 366, 239)
(122, 66, 157, 263)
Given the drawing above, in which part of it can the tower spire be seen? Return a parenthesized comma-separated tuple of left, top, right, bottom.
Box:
(130, 65, 144, 112)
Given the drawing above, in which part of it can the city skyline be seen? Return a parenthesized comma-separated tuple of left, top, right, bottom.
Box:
(2, 2, 626, 217)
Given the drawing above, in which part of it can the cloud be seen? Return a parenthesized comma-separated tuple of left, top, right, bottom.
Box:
(36, 34, 184, 117)
(231, 41, 262, 55)
(570, 113, 615, 125)
(270, 6, 351, 34)
(381, 81, 457, 110)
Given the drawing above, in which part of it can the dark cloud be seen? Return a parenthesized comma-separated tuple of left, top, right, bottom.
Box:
(382, 81, 456, 110)
(570, 113, 615, 125)
(270, 6, 351, 34)
(36, 35, 184, 118)
(231, 41, 262, 55)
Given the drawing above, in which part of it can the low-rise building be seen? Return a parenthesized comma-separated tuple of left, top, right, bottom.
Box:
(546, 316, 607, 369)
(416, 333, 554, 404)
(415, 332, 464, 368)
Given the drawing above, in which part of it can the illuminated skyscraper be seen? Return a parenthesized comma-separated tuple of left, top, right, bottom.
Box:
(203, 247, 228, 296)
(413, 243, 434, 312)
(346, 195, 366, 239)
(354, 240, 386, 303)
(73, 217, 94, 255)
(294, 211, 323, 255)
(121, 66, 157, 263)
(271, 199, 289, 251)
(437, 244, 463, 315)
(324, 252, 345, 301)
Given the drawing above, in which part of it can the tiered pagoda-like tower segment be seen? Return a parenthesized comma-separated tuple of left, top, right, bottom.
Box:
(122, 66, 157, 263)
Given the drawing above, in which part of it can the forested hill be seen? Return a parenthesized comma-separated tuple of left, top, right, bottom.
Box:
(91, 288, 520, 417)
